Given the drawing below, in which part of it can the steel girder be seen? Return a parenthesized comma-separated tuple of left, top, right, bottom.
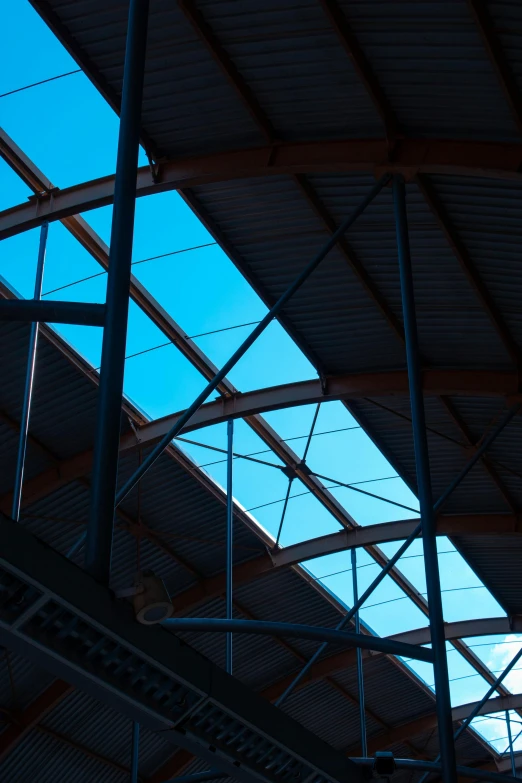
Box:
(0, 513, 363, 783)
(5, 138, 522, 239)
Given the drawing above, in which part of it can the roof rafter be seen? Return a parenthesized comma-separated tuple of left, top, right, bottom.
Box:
(0, 679, 73, 763)
(416, 174, 521, 368)
(466, 0, 522, 136)
(292, 173, 405, 344)
(439, 395, 518, 513)
(177, 0, 274, 144)
(317, 0, 400, 140)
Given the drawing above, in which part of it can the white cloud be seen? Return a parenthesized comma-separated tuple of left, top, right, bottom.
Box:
(487, 635, 522, 694)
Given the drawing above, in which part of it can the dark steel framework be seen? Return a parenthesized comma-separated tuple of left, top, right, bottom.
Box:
(4, 1, 522, 781)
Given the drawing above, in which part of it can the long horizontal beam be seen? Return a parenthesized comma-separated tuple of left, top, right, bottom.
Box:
(0, 299, 106, 326)
(0, 513, 363, 783)
(5, 137, 522, 238)
(169, 514, 522, 617)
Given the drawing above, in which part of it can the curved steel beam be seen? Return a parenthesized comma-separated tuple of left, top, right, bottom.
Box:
(169, 515, 522, 617)
(3, 371, 515, 515)
(129, 370, 520, 451)
(270, 514, 522, 570)
(359, 693, 522, 756)
(4, 138, 522, 239)
(260, 616, 522, 702)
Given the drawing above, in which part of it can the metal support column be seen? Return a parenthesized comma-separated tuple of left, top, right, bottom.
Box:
(226, 419, 233, 675)
(351, 548, 367, 757)
(11, 220, 48, 522)
(85, 0, 150, 584)
(506, 711, 517, 777)
(131, 721, 140, 783)
(393, 174, 457, 783)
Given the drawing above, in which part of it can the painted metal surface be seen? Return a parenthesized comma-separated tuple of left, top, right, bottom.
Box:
(86, 0, 150, 585)
(394, 174, 456, 782)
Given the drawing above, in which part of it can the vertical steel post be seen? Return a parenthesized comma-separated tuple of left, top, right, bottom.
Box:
(506, 711, 516, 777)
(11, 221, 48, 522)
(226, 419, 233, 674)
(351, 547, 367, 757)
(131, 721, 140, 783)
(393, 174, 457, 783)
(85, 0, 150, 584)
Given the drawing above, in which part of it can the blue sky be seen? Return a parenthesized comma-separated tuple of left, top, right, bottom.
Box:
(2, 1, 521, 758)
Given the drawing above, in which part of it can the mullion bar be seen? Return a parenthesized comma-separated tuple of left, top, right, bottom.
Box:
(226, 419, 233, 675)
(506, 711, 517, 777)
(11, 221, 48, 521)
(351, 548, 367, 757)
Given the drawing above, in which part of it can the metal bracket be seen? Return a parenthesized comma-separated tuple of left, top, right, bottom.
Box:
(147, 153, 161, 185)
(127, 416, 141, 444)
(319, 374, 328, 396)
(27, 186, 60, 202)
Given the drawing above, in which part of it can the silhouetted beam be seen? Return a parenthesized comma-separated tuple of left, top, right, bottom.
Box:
(6, 138, 522, 237)
(0, 299, 106, 326)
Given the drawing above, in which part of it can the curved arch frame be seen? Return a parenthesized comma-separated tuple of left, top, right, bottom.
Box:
(4, 137, 522, 240)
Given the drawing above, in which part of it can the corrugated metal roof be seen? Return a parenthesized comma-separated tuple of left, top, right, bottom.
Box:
(452, 534, 522, 615)
(195, 0, 382, 140)
(0, 727, 128, 783)
(42, 689, 176, 776)
(333, 655, 435, 731)
(338, 0, 518, 140)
